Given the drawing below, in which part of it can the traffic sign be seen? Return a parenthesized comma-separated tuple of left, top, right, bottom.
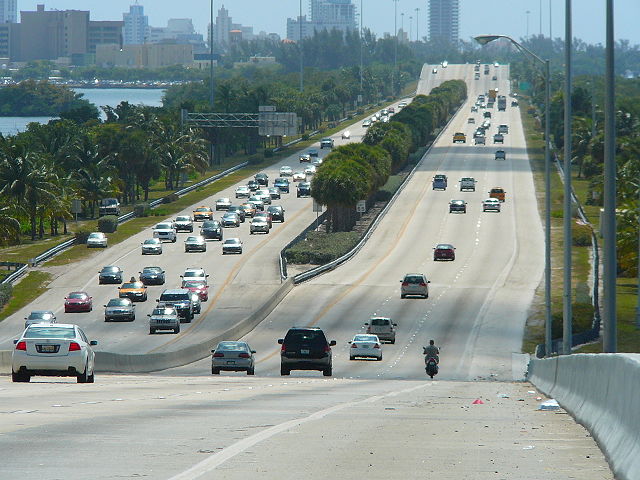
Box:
(356, 200, 366, 213)
(313, 200, 323, 213)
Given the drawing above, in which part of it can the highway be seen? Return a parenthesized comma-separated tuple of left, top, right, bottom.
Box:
(0, 64, 614, 479)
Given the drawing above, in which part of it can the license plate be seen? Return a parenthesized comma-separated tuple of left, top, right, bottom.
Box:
(362, 345, 370, 349)
(300, 349, 310, 354)
(226, 360, 236, 365)
(41, 345, 56, 353)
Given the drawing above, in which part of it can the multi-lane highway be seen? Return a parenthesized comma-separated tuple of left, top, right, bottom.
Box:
(0, 64, 614, 479)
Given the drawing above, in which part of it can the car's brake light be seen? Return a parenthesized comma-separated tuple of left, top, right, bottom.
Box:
(15, 341, 26, 351)
(69, 342, 81, 352)
(420, 282, 427, 287)
(351, 343, 358, 349)
(280, 343, 286, 352)
(212, 352, 224, 358)
(324, 344, 331, 353)
(238, 353, 250, 358)
(402, 282, 409, 286)
(374, 344, 380, 349)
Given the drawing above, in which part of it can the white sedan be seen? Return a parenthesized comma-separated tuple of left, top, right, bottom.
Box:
(342, 130, 351, 139)
(86, 232, 107, 248)
(279, 166, 293, 176)
(11, 323, 98, 383)
(349, 334, 383, 361)
(292, 171, 306, 182)
(482, 198, 501, 212)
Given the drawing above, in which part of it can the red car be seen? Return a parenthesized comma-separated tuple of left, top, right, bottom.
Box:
(181, 280, 209, 302)
(64, 291, 93, 312)
(433, 243, 456, 261)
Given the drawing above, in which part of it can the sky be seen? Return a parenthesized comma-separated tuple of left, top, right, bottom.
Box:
(18, 1, 640, 46)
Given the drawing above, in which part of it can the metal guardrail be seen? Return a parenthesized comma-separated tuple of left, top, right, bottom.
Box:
(535, 152, 602, 358)
(282, 98, 460, 285)
(0, 262, 28, 285)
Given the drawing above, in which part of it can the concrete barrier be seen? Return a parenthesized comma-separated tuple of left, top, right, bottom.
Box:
(528, 354, 640, 480)
(0, 279, 294, 375)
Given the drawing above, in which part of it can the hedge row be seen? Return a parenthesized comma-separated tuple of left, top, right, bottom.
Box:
(0, 283, 12, 309)
(375, 175, 404, 202)
(285, 231, 360, 265)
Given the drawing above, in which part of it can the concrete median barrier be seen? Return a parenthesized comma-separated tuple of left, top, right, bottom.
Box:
(528, 354, 640, 480)
(0, 279, 294, 375)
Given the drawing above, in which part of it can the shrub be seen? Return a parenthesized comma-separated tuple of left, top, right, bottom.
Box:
(247, 154, 262, 165)
(134, 202, 150, 217)
(151, 208, 171, 217)
(264, 149, 274, 158)
(408, 147, 427, 164)
(98, 215, 118, 233)
(285, 231, 360, 265)
(572, 223, 593, 246)
(162, 193, 179, 204)
(375, 175, 404, 201)
(0, 283, 12, 309)
(74, 228, 92, 244)
(302, 134, 310, 141)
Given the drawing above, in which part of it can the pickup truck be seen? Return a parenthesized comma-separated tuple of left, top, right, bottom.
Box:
(452, 132, 466, 143)
(460, 177, 476, 192)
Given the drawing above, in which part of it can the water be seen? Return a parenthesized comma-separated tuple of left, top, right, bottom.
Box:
(0, 88, 165, 136)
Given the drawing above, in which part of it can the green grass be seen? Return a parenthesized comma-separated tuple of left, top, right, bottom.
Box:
(0, 271, 52, 322)
(520, 100, 596, 354)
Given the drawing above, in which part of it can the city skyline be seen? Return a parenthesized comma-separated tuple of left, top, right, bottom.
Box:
(15, 0, 640, 46)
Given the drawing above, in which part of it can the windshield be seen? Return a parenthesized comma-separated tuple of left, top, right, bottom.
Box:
(143, 239, 159, 244)
(107, 299, 130, 307)
(101, 267, 119, 273)
(176, 216, 190, 221)
(160, 293, 189, 301)
(121, 283, 143, 289)
(371, 318, 390, 326)
(142, 268, 162, 274)
(156, 223, 172, 229)
(195, 207, 210, 212)
(68, 293, 88, 299)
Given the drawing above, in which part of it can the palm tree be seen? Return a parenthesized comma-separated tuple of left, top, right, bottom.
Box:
(154, 121, 208, 190)
(0, 206, 20, 245)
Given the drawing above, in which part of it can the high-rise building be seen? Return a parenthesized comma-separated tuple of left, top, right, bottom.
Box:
(428, 0, 459, 44)
(123, 4, 149, 45)
(287, 0, 356, 41)
(209, 5, 254, 50)
(0, 0, 17, 23)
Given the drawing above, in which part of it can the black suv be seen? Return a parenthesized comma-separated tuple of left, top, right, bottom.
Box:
(278, 327, 336, 376)
(297, 182, 311, 198)
(255, 173, 269, 186)
(200, 220, 223, 240)
(267, 205, 285, 222)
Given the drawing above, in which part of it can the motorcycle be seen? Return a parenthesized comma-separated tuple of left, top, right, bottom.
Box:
(425, 356, 439, 378)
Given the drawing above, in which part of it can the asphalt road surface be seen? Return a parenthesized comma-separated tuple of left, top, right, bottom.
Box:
(0, 63, 614, 479)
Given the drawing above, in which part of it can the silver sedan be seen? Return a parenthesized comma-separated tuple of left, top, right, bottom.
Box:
(141, 238, 163, 255)
(211, 341, 256, 375)
(184, 235, 207, 252)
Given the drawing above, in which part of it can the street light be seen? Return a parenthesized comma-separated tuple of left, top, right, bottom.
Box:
(360, 0, 363, 96)
(393, 0, 399, 96)
(299, 0, 304, 93)
(209, 0, 216, 166)
(475, 34, 553, 357)
(415, 8, 419, 42)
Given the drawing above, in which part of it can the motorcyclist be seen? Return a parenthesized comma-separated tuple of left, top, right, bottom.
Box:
(423, 339, 440, 364)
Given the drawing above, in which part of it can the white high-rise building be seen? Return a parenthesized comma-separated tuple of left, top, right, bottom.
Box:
(428, 0, 459, 44)
(0, 0, 17, 23)
(287, 0, 356, 41)
(123, 4, 149, 45)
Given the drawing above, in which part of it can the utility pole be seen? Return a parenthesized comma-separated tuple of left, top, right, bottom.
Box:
(299, 0, 304, 93)
(360, 0, 363, 96)
(209, 0, 215, 166)
(393, 0, 399, 96)
(415, 8, 419, 42)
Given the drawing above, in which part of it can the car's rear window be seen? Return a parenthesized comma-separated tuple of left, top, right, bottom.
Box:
(24, 326, 75, 339)
(68, 293, 88, 299)
(354, 335, 378, 342)
(216, 342, 248, 352)
(285, 330, 327, 347)
(371, 318, 390, 326)
(107, 299, 131, 306)
(404, 276, 424, 284)
(160, 293, 189, 301)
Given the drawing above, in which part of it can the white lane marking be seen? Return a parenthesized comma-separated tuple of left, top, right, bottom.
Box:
(167, 382, 427, 480)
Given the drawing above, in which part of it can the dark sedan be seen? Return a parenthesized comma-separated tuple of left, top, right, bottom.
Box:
(139, 266, 166, 285)
(200, 220, 223, 240)
(98, 266, 123, 285)
(433, 243, 456, 261)
(297, 182, 311, 198)
(449, 200, 467, 214)
(267, 205, 285, 222)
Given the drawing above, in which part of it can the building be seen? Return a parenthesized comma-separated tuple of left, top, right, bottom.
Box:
(96, 43, 193, 69)
(123, 4, 149, 45)
(0, 0, 17, 23)
(11, 5, 123, 63)
(428, 0, 459, 44)
(287, 0, 356, 41)
(209, 5, 254, 50)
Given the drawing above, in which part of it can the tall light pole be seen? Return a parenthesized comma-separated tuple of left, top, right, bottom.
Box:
(526, 10, 531, 37)
(562, 0, 573, 355)
(409, 16, 413, 42)
(415, 8, 420, 42)
(401, 12, 404, 39)
(539, 0, 543, 36)
(392, 0, 399, 96)
(475, 34, 553, 357)
(603, 0, 617, 351)
(360, 0, 363, 96)
(299, 0, 304, 93)
(209, 0, 216, 166)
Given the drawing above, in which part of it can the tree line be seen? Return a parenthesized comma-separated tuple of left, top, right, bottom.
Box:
(311, 80, 467, 232)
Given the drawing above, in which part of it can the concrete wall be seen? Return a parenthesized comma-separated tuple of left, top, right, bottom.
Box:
(528, 354, 640, 480)
(0, 278, 293, 375)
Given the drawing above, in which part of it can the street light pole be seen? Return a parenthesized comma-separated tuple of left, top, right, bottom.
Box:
(415, 8, 419, 42)
(409, 16, 412, 43)
(393, 0, 399, 96)
(299, 0, 304, 93)
(209, 0, 215, 166)
(603, 0, 617, 351)
(360, 0, 363, 96)
(562, 0, 572, 355)
(475, 34, 553, 356)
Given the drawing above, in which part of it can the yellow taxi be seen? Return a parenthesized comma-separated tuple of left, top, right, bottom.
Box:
(453, 132, 466, 143)
(118, 278, 148, 302)
(193, 206, 214, 221)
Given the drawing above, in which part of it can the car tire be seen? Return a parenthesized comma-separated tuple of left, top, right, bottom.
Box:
(174, 325, 180, 334)
(172, 237, 176, 243)
(377, 356, 382, 361)
(129, 315, 135, 322)
(401, 294, 406, 299)
(212, 368, 220, 375)
(280, 367, 290, 376)
(323, 367, 332, 377)
(12, 372, 30, 382)
(77, 365, 89, 383)
(87, 371, 95, 383)
(150, 328, 155, 334)
(349, 356, 355, 361)
(247, 368, 255, 375)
